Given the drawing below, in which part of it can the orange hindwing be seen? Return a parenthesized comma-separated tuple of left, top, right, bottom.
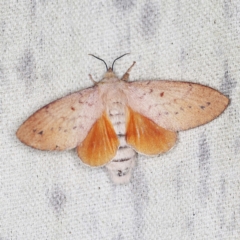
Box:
(126, 107, 177, 155)
(77, 112, 119, 166)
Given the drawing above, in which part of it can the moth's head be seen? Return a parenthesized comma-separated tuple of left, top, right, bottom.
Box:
(103, 67, 117, 79)
(89, 53, 130, 81)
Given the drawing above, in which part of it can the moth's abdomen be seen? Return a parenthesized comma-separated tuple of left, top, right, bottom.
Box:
(105, 100, 136, 184)
(106, 145, 136, 184)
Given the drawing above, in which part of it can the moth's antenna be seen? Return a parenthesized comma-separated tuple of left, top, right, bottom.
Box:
(112, 53, 130, 70)
(89, 54, 108, 71)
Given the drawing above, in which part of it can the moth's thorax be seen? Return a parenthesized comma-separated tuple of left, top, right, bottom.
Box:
(106, 93, 127, 133)
(99, 68, 116, 82)
(100, 76, 120, 84)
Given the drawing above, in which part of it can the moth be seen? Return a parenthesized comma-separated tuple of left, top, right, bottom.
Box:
(17, 54, 229, 184)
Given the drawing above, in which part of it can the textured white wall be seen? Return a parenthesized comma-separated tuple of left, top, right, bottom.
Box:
(0, 0, 239, 239)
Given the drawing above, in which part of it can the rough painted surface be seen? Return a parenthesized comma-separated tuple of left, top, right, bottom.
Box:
(0, 0, 239, 239)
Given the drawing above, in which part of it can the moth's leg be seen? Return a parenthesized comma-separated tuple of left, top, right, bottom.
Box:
(89, 74, 97, 85)
(121, 61, 136, 81)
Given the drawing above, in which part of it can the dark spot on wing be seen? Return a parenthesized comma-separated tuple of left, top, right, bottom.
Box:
(146, 81, 151, 85)
(180, 107, 184, 111)
(64, 129, 67, 132)
(206, 102, 211, 106)
(139, 92, 147, 99)
(71, 107, 75, 111)
(160, 92, 164, 97)
(188, 106, 192, 108)
(73, 126, 77, 129)
(175, 112, 179, 115)
(33, 129, 36, 132)
(38, 131, 43, 135)
(200, 106, 205, 109)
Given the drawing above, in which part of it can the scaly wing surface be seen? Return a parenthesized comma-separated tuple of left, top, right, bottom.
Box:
(124, 80, 229, 131)
(17, 87, 103, 151)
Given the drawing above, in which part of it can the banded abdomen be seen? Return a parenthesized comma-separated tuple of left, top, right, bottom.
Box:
(105, 99, 136, 184)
